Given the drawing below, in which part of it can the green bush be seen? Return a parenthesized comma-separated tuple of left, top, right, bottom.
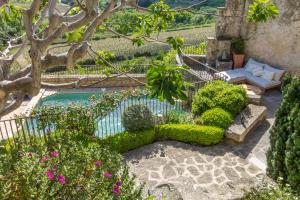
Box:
(242, 184, 299, 200)
(102, 129, 156, 153)
(214, 86, 247, 116)
(156, 124, 224, 145)
(122, 105, 154, 131)
(196, 108, 233, 129)
(32, 104, 96, 136)
(267, 75, 300, 192)
(0, 133, 143, 199)
(165, 110, 194, 124)
(192, 80, 247, 116)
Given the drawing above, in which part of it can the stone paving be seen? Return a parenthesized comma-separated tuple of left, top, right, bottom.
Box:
(124, 90, 282, 200)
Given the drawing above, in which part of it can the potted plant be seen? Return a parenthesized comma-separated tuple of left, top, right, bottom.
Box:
(231, 37, 245, 69)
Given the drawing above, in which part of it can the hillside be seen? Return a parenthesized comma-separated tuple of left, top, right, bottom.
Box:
(138, 0, 225, 8)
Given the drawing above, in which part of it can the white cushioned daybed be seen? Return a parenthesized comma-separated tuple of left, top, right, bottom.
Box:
(216, 58, 285, 92)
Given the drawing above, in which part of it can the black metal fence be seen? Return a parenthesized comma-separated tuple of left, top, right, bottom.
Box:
(42, 64, 151, 77)
(0, 95, 186, 146)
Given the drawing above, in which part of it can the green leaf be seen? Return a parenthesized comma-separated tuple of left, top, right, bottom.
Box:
(247, 0, 279, 23)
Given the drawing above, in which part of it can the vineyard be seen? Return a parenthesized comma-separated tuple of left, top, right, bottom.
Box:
(16, 26, 215, 70)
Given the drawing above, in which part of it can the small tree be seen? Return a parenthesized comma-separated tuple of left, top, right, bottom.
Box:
(267, 75, 300, 192)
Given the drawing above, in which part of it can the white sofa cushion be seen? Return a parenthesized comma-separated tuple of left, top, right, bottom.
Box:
(217, 69, 247, 82)
(264, 64, 285, 81)
(261, 69, 275, 81)
(216, 67, 281, 89)
(247, 74, 281, 89)
(252, 67, 264, 77)
(244, 58, 264, 73)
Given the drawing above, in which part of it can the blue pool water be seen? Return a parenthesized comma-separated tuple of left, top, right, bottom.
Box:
(38, 92, 182, 137)
(39, 92, 101, 106)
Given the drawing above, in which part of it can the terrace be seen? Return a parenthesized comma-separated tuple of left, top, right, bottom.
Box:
(0, 0, 299, 199)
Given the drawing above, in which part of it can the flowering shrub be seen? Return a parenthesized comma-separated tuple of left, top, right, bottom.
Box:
(0, 134, 143, 199)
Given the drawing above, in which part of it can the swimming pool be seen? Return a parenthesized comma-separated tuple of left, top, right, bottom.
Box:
(39, 92, 183, 137)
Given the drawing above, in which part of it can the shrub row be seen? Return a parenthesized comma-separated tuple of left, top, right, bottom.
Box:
(102, 124, 224, 153)
(101, 129, 156, 153)
(155, 124, 224, 146)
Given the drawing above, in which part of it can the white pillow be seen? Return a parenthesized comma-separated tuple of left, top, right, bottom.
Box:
(264, 65, 285, 81)
(245, 58, 264, 73)
(252, 67, 264, 77)
(262, 69, 275, 81)
(245, 58, 265, 70)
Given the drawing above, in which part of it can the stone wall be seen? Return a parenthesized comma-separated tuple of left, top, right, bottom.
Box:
(42, 75, 146, 89)
(215, 0, 300, 74)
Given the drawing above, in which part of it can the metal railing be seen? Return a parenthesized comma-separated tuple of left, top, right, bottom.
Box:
(0, 95, 185, 146)
(42, 64, 151, 77)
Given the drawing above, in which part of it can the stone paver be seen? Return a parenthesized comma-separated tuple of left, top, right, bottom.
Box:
(124, 90, 282, 200)
(125, 141, 271, 200)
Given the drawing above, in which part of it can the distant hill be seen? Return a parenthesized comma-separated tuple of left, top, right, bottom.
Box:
(138, 0, 225, 8)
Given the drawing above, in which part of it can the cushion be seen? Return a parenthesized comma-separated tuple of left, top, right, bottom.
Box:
(244, 58, 264, 74)
(261, 69, 275, 81)
(252, 67, 264, 77)
(264, 64, 285, 81)
(217, 69, 247, 82)
(247, 74, 281, 89)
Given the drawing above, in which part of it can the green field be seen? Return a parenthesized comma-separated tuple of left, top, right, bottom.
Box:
(17, 25, 215, 68)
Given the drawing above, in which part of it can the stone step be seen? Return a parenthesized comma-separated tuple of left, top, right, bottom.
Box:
(226, 104, 267, 142)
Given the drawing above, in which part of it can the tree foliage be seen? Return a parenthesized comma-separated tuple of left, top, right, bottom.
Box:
(247, 0, 279, 23)
(267, 74, 300, 193)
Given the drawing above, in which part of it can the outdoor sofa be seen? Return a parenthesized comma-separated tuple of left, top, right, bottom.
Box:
(215, 58, 285, 92)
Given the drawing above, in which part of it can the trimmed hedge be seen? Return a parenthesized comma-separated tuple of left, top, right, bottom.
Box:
(192, 80, 247, 116)
(196, 108, 233, 129)
(101, 129, 156, 153)
(101, 124, 224, 153)
(156, 124, 224, 145)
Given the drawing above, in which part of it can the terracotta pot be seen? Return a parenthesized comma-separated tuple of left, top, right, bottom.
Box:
(233, 53, 245, 69)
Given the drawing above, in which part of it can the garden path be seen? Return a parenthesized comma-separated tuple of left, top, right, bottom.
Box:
(124, 90, 282, 200)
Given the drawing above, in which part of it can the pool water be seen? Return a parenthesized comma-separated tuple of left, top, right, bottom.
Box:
(38, 92, 183, 137)
(39, 92, 101, 106)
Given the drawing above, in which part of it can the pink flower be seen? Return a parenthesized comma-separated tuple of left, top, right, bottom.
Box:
(40, 156, 49, 162)
(113, 186, 120, 196)
(116, 181, 122, 187)
(46, 170, 55, 180)
(104, 173, 112, 177)
(94, 160, 102, 166)
(57, 175, 65, 184)
(28, 152, 33, 157)
(50, 151, 59, 157)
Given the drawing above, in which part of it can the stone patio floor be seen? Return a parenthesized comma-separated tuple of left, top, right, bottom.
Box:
(124, 90, 282, 200)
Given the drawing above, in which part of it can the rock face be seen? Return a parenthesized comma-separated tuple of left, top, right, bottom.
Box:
(214, 0, 300, 74)
(226, 104, 267, 142)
